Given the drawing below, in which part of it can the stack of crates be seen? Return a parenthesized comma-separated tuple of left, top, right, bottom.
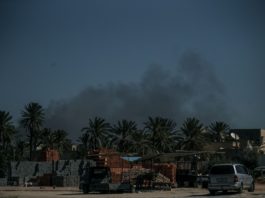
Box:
(143, 163, 177, 186)
(89, 148, 133, 183)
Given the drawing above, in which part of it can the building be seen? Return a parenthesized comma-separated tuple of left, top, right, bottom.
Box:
(230, 129, 265, 149)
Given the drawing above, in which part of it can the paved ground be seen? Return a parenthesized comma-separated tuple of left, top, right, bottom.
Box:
(0, 184, 264, 198)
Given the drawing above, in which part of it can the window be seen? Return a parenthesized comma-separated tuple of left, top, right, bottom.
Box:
(236, 165, 247, 174)
(210, 165, 235, 174)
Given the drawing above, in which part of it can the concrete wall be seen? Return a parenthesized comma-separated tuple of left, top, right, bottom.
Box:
(8, 160, 96, 186)
(0, 178, 7, 186)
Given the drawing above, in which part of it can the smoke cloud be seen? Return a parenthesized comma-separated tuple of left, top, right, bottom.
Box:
(45, 51, 230, 140)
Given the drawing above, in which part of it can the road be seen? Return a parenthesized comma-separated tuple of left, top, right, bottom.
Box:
(0, 185, 265, 198)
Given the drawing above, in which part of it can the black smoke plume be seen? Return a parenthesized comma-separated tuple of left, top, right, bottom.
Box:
(45, 51, 230, 140)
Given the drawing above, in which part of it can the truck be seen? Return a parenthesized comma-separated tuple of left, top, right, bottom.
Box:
(80, 166, 132, 193)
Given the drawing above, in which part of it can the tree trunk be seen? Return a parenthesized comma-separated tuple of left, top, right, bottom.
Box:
(29, 129, 33, 161)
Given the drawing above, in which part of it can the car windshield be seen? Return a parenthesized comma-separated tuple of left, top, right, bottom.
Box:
(91, 168, 108, 179)
(210, 165, 234, 174)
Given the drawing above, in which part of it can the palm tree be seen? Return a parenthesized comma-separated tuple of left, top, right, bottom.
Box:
(0, 111, 15, 150)
(180, 117, 206, 151)
(53, 129, 71, 154)
(144, 117, 179, 153)
(20, 102, 45, 160)
(209, 121, 230, 142)
(110, 120, 137, 153)
(130, 130, 151, 155)
(81, 117, 110, 151)
(14, 140, 27, 161)
(41, 128, 71, 155)
(0, 111, 16, 177)
(78, 132, 90, 158)
(41, 128, 55, 149)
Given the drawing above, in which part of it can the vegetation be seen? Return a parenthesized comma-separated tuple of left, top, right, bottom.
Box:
(0, 101, 262, 177)
(179, 117, 206, 150)
(129, 129, 151, 155)
(80, 117, 110, 151)
(109, 119, 138, 153)
(144, 117, 180, 154)
(234, 147, 260, 170)
(20, 102, 45, 160)
(209, 121, 230, 142)
(0, 111, 16, 177)
(41, 128, 72, 155)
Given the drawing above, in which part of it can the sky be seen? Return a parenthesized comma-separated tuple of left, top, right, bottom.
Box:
(0, 0, 265, 140)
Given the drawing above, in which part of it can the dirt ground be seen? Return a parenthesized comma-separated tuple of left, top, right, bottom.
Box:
(0, 184, 264, 198)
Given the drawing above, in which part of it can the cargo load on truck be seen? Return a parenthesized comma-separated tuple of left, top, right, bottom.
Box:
(80, 166, 132, 193)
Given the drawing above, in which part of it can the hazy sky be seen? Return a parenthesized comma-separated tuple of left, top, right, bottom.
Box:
(0, 0, 265, 139)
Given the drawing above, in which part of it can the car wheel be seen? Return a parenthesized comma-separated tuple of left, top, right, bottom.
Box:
(83, 184, 89, 194)
(222, 190, 228, 194)
(238, 184, 243, 193)
(248, 182, 255, 192)
(209, 190, 216, 195)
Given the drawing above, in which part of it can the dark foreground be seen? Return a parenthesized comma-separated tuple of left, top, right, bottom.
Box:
(0, 184, 264, 198)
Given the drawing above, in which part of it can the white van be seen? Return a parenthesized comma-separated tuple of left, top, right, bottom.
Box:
(208, 163, 255, 195)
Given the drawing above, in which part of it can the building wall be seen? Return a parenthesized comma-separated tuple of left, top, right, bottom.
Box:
(9, 160, 96, 186)
(230, 129, 263, 146)
(260, 129, 265, 145)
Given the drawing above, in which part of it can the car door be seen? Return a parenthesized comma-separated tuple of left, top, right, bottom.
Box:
(236, 165, 252, 188)
(242, 165, 253, 187)
(235, 165, 247, 188)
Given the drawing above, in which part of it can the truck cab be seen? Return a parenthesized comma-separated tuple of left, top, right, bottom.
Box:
(80, 167, 111, 193)
(80, 166, 132, 193)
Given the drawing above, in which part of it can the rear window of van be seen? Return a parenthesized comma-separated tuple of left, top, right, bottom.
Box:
(210, 165, 234, 174)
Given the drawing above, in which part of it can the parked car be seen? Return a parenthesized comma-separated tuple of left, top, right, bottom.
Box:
(254, 166, 265, 178)
(208, 163, 254, 195)
(197, 175, 209, 188)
